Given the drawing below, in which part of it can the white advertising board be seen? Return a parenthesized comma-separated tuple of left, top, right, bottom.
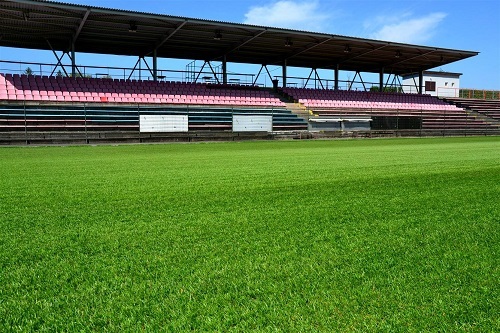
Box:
(233, 115, 272, 132)
(140, 115, 188, 132)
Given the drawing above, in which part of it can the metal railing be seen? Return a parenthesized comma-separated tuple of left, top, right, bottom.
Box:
(0, 59, 256, 85)
(2, 59, 499, 99)
(0, 59, 439, 93)
(458, 89, 500, 100)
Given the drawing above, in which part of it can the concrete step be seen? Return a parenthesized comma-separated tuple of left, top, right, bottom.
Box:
(463, 108, 500, 128)
(267, 90, 310, 122)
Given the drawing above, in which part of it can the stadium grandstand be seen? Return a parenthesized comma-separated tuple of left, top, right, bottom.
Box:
(0, 0, 499, 144)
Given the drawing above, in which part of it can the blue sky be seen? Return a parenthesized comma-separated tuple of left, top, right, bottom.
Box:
(1, 0, 499, 89)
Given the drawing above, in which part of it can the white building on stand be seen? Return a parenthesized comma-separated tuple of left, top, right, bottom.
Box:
(402, 71, 461, 97)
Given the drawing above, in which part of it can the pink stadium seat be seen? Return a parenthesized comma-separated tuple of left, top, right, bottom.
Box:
(0, 73, 289, 108)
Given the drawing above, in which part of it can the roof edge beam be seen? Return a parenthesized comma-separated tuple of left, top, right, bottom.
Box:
(398, 49, 437, 65)
(148, 20, 188, 55)
(339, 44, 388, 64)
(386, 49, 437, 69)
(286, 37, 333, 60)
(210, 29, 267, 62)
(226, 29, 267, 56)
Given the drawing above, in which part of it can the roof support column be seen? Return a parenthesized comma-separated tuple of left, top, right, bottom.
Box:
(385, 72, 393, 90)
(139, 57, 142, 80)
(127, 58, 141, 80)
(334, 64, 339, 90)
(222, 55, 227, 85)
(264, 65, 273, 84)
(314, 69, 324, 89)
(379, 67, 384, 92)
(418, 70, 424, 94)
(153, 49, 158, 81)
(194, 61, 208, 83)
(358, 71, 367, 91)
(253, 65, 264, 86)
(206, 61, 221, 84)
(304, 68, 314, 88)
(253, 65, 273, 86)
(48, 49, 68, 77)
(71, 40, 76, 78)
(282, 59, 287, 88)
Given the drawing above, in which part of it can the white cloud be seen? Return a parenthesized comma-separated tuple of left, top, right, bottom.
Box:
(367, 12, 447, 44)
(243, 1, 330, 32)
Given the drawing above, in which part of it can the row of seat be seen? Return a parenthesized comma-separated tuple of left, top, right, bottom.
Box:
(300, 100, 459, 110)
(0, 93, 280, 106)
(0, 74, 286, 107)
(282, 87, 461, 111)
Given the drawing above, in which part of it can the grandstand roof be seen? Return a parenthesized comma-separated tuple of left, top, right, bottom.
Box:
(0, 0, 478, 75)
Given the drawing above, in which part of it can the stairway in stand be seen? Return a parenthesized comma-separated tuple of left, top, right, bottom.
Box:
(267, 89, 311, 123)
(283, 102, 311, 119)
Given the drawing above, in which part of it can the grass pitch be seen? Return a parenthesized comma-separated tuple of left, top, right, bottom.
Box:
(0, 137, 499, 332)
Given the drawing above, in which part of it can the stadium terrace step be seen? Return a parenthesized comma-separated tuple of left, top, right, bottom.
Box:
(0, 103, 308, 135)
(443, 97, 500, 124)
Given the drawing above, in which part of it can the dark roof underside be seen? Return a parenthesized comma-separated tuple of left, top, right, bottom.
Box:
(0, 0, 478, 75)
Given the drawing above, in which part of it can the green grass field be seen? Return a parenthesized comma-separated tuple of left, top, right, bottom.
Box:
(1, 137, 499, 332)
